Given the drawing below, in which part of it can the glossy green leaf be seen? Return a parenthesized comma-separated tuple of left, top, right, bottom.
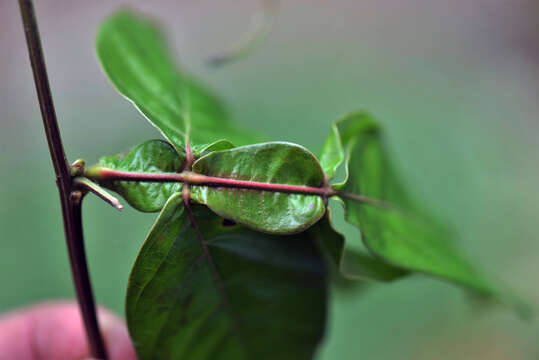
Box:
(127, 194, 327, 360)
(96, 11, 258, 152)
(93, 140, 184, 212)
(312, 211, 407, 282)
(190, 142, 327, 234)
(334, 111, 497, 295)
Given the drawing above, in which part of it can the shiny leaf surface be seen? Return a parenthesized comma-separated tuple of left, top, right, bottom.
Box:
(190, 142, 327, 234)
(126, 194, 327, 360)
(93, 140, 184, 212)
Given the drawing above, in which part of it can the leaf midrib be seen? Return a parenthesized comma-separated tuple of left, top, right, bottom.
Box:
(183, 204, 253, 359)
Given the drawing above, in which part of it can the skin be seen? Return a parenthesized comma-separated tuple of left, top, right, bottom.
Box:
(0, 301, 136, 360)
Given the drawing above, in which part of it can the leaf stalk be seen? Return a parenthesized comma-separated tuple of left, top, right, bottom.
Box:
(74, 177, 124, 211)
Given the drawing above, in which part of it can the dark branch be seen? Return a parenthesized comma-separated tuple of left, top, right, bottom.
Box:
(18, 1, 107, 358)
(19, 0, 69, 181)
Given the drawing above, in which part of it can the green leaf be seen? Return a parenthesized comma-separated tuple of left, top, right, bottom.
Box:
(318, 123, 344, 179)
(191, 139, 235, 158)
(312, 211, 408, 282)
(190, 142, 327, 234)
(96, 11, 258, 152)
(127, 194, 327, 360)
(92, 140, 184, 212)
(334, 111, 498, 295)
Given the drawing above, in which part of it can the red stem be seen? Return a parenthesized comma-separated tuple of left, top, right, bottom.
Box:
(87, 168, 338, 198)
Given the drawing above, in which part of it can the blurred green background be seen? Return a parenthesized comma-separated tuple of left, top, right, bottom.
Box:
(1, 1, 537, 359)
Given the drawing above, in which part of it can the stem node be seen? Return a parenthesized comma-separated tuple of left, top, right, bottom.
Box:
(70, 190, 84, 204)
(71, 159, 86, 177)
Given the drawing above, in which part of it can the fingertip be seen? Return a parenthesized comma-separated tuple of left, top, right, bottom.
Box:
(97, 308, 137, 360)
(2, 301, 90, 359)
(0, 301, 137, 360)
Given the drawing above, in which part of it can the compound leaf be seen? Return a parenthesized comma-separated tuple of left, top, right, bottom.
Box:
(126, 194, 327, 360)
(190, 142, 327, 234)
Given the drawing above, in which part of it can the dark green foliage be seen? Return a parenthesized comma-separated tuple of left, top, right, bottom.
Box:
(127, 194, 327, 360)
(91, 10, 527, 360)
